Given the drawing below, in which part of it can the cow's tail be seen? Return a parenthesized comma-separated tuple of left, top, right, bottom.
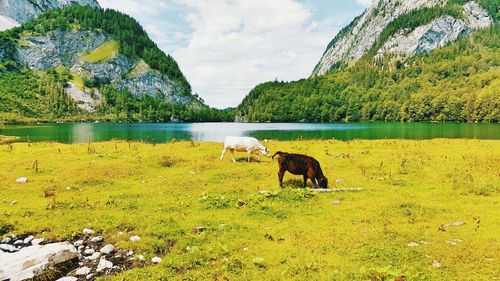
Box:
(272, 151, 285, 160)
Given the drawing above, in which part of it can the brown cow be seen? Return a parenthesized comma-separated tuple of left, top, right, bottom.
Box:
(272, 151, 328, 189)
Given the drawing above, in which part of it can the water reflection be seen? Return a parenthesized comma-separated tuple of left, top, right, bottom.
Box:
(0, 122, 498, 143)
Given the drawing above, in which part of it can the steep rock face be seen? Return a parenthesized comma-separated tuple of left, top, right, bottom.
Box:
(0, 0, 99, 31)
(375, 2, 492, 60)
(18, 29, 107, 69)
(15, 29, 192, 110)
(375, 15, 469, 59)
(313, 0, 492, 76)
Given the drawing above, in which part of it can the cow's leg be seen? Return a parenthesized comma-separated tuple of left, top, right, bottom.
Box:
(220, 148, 227, 160)
(303, 175, 308, 188)
(278, 169, 285, 188)
(247, 149, 252, 162)
(255, 150, 261, 162)
(230, 149, 236, 163)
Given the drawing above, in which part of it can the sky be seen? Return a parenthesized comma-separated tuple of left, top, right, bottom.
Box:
(97, 0, 371, 108)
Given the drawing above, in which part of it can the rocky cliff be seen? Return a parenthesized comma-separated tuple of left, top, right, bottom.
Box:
(312, 0, 493, 76)
(0, 0, 99, 31)
(15, 29, 193, 111)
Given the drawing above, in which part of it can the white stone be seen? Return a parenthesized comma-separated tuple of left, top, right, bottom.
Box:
(331, 200, 341, 205)
(0, 244, 18, 252)
(86, 273, 95, 280)
(96, 258, 113, 272)
(82, 228, 94, 234)
(137, 255, 145, 261)
(75, 266, 91, 276)
(13, 240, 23, 245)
(66, 187, 72, 191)
(1, 237, 11, 244)
(129, 235, 141, 242)
(407, 242, 419, 247)
(23, 235, 35, 244)
(151, 257, 162, 264)
(433, 260, 441, 268)
(83, 248, 95, 255)
(31, 238, 44, 245)
(74, 240, 84, 247)
(85, 252, 101, 261)
(463, 1, 492, 29)
(99, 244, 114, 254)
(90, 236, 103, 243)
(0, 242, 78, 281)
(127, 250, 134, 256)
(56, 277, 78, 281)
(16, 177, 28, 183)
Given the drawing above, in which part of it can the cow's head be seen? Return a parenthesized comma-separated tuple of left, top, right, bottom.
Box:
(260, 146, 271, 158)
(317, 177, 328, 189)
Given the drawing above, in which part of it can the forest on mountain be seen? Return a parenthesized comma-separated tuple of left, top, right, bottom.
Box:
(0, 6, 234, 123)
(237, 25, 499, 123)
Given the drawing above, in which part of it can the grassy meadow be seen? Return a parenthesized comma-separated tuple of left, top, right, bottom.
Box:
(0, 139, 499, 280)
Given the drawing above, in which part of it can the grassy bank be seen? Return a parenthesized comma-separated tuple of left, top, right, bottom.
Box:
(0, 139, 498, 280)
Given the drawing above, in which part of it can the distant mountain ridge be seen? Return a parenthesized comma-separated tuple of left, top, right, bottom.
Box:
(0, 0, 99, 31)
(312, 0, 494, 76)
(236, 0, 499, 123)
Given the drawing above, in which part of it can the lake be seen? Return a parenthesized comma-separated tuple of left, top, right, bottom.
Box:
(0, 122, 498, 143)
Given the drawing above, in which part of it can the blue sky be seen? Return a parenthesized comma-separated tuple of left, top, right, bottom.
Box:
(98, 0, 371, 108)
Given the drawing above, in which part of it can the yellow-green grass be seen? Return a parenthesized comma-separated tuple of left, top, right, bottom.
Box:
(0, 139, 498, 280)
(69, 72, 86, 91)
(84, 40, 119, 63)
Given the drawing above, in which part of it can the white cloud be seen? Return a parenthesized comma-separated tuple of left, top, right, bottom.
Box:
(355, 0, 374, 7)
(172, 0, 338, 108)
(96, 0, 360, 108)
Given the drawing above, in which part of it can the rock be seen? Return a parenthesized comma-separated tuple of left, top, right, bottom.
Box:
(31, 238, 44, 245)
(0, 0, 99, 28)
(16, 177, 28, 183)
(331, 200, 341, 205)
(0, 242, 78, 281)
(10, 200, 17, 206)
(74, 240, 84, 247)
(446, 221, 465, 227)
(446, 238, 463, 246)
(66, 187, 72, 191)
(127, 250, 134, 256)
(407, 242, 419, 247)
(96, 258, 113, 272)
(83, 228, 94, 235)
(86, 273, 95, 280)
(432, 260, 441, 268)
(99, 244, 114, 254)
(90, 236, 103, 243)
(243, 246, 249, 252)
(57, 277, 78, 281)
(0, 244, 18, 252)
(78, 246, 84, 252)
(137, 255, 145, 261)
(313, 0, 493, 76)
(1, 237, 11, 244)
(375, 15, 471, 61)
(86, 252, 101, 261)
(83, 248, 95, 255)
(193, 227, 206, 234)
(23, 235, 34, 244)
(13, 239, 23, 245)
(129, 235, 141, 242)
(75, 266, 91, 276)
(151, 257, 162, 264)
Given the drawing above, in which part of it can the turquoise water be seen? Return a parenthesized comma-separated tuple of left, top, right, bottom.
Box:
(0, 122, 498, 143)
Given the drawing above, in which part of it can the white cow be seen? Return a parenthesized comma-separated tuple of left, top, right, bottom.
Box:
(220, 136, 271, 163)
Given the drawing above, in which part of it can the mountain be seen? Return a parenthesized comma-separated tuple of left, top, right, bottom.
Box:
(236, 0, 499, 123)
(313, 0, 495, 76)
(0, 0, 100, 31)
(0, 5, 233, 123)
